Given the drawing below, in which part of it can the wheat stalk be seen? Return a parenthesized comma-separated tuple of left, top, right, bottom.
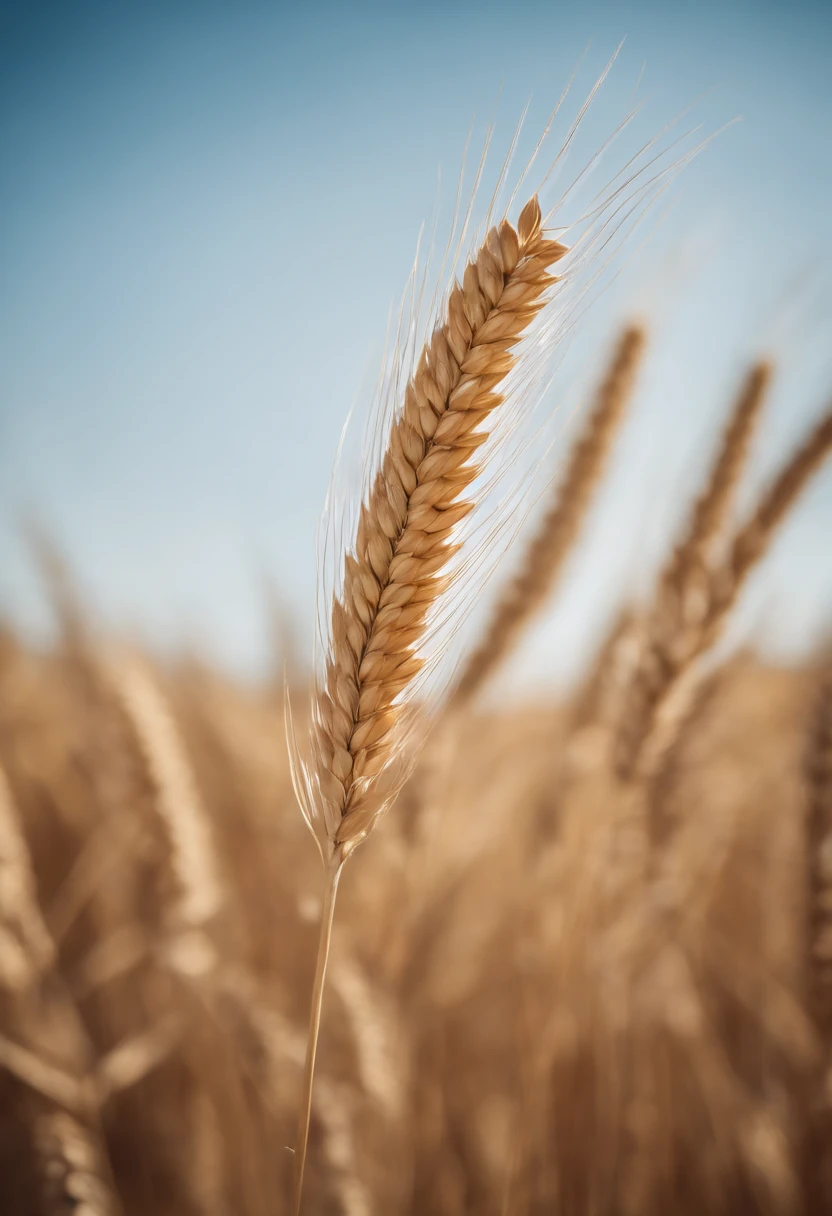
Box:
(451, 323, 645, 707)
(289, 195, 567, 1213)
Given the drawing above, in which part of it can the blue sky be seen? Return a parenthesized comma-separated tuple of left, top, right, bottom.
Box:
(1, 0, 831, 690)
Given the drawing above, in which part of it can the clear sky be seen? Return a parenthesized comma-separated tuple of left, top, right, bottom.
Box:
(1, 0, 831, 691)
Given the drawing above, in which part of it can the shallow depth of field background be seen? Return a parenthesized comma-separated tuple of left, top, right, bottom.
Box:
(4, 4, 832, 1216)
(2, 0, 832, 691)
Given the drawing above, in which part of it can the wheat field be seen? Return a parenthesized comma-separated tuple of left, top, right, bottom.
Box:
(2, 302, 832, 1214)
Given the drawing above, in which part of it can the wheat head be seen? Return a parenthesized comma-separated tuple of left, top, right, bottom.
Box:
(664, 361, 772, 601)
(306, 196, 567, 856)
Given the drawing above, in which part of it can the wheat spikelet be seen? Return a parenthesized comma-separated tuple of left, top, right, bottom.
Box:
(303, 196, 567, 857)
(451, 323, 645, 707)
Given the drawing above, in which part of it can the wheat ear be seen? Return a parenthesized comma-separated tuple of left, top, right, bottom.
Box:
(451, 323, 645, 708)
(711, 406, 832, 615)
(106, 650, 223, 957)
(621, 397, 832, 783)
(291, 196, 566, 1214)
(308, 196, 566, 854)
(672, 363, 772, 577)
(614, 361, 773, 779)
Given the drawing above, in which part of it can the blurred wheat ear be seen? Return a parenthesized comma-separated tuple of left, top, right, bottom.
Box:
(617, 384, 832, 854)
(451, 321, 646, 709)
(615, 368, 828, 785)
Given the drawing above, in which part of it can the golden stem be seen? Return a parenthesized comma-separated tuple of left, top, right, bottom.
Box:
(291, 849, 344, 1215)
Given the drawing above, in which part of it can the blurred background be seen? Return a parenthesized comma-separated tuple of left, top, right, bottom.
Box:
(1, 0, 831, 688)
(4, 7, 832, 1215)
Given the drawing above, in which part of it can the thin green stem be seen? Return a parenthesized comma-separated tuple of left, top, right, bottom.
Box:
(291, 850, 344, 1215)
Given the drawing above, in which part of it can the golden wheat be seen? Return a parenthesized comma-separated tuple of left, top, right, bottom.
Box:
(306, 196, 567, 856)
(1, 332, 831, 1216)
(0, 610, 828, 1214)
